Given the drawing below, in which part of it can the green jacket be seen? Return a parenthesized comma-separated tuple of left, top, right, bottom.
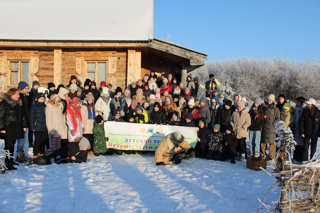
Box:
(92, 121, 108, 154)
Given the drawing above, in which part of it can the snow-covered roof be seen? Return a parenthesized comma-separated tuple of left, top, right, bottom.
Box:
(0, 0, 154, 41)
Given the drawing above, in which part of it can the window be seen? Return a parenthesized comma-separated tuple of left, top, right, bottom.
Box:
(86, 62, 107, 85)
(10, 61, 30, 85)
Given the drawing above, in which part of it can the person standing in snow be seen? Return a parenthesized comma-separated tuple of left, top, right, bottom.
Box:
(95, 87, 112, 121)
(66, 97, 84, 142)
(299, 98, 320, 161)
(207, 124, 224, 160)
(230, 100, 251, 160)
(261, 94, 280, 161)
(0, 88, 27, 170)
(195, 118, 210, 158)
(92, 115, 108, 156)
(198, 97, 211, 127)
(155, 131, 194, 166)
(216, 100, 233, 133)
(81, 94, 96, 151)
(292, 97, 306, 162)
(205, 74, 217, 99)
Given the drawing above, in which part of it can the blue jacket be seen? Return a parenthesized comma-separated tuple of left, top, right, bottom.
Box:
(30, 101, 47, 131)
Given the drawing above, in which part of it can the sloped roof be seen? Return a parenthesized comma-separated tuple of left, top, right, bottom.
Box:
(0, 0, 154, 41)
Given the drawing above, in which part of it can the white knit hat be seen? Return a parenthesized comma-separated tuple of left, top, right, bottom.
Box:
(101, 87, 109, 96)
(188, 99, 195, 106)
(70, 83, 77, 91)
(306, 98, 316, 105)
(79, 137, 90, 150)
(268, 94, 275, 102)
(149, 94, 155, 100)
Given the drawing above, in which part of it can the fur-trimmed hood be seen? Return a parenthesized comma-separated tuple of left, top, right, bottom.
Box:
(1, 94, 22, 107)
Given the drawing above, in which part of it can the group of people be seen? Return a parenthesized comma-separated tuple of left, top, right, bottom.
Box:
(0, 70, 319, 171)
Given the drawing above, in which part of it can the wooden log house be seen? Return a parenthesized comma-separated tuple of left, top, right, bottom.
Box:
(0, 0, 207, 92)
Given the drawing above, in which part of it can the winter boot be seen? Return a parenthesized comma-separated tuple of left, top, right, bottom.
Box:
(16, 153, 27, 163)
(240, 153, 246, 161)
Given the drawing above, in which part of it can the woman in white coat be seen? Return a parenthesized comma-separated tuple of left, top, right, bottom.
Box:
(95, 87, 112, 121)
(66, 97, 84, 142)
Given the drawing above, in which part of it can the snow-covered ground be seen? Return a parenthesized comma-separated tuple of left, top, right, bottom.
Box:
(0, 139, 319, 213)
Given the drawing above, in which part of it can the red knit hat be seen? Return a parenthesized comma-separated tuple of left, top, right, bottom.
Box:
(100, 81, 106, 87)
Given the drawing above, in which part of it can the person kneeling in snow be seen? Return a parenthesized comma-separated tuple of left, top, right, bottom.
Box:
(35, 137, 90, 165)
(155, 131, 194, 166)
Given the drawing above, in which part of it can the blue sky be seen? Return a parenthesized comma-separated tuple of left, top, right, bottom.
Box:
(154, 0, 320, 63)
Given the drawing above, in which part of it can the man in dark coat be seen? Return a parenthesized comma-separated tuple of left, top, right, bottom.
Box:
(205, 74, 217, 99)
(216, 100, 233, 133)
(16, 82, 32, 164)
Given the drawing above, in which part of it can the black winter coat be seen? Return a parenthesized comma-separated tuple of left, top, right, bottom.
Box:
(216, 106, 233, 131)
(248, 107, 265, 131)
(149, 110, 166, 124)
(30, 101, 47, 131)
(299, 108, 320, 138)
(195, 127, 210, 158)
(47, 142, 88, 164)
(169, 120, 181, 126)
(20, 93, 30, 127)
(182, 121, 195, 127)
(207, 132, 223, 151)
(91, 89, 100, 103)
(0, 94, 27, 140)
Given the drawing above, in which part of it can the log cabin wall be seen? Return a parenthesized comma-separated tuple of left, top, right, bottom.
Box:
(38, 51, 54, 87)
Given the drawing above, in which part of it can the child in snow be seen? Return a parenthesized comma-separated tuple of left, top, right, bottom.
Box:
(92, 115, 108, 156)
(221, 124, 238, 164)
(206, 124, 223, 160)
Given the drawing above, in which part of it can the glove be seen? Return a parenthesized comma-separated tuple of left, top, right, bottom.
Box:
(70, 130, 75, 136)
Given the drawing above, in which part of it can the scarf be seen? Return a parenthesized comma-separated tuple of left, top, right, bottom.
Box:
(66, 97, 82, 132)
(47, 94, 60, 107)
(83, 103, 96, 120)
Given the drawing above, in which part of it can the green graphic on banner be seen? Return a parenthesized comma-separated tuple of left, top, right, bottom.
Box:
(104, 122, 197, 151)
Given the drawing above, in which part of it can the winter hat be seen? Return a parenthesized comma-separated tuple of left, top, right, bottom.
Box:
(32, 81, 40, 87)
(136, 89, 143, 95)
(135, 104, 143, 111)
(149, 94, 155, 100)
(172, 111, 179, 117)
(179, 97, 185, 104)
(70, 75, 77, 81)
(124, 89, 131, 95)
(36, 92, 45, 100)
(278, 94, 285, 99)
(114, 109, 121, 115)
(198, 117, 206, 124)
(163, 78, 168, 83)
(101, 87, 109, 96)
(100, 81, 106, 87)
(115, 87, 122, 94)
(226, 124, 233, 132)
(200, 97, 207, 104)
(213, 124, 221, 131)
(86, 94, 94, 101)
(194, 77, 199, 82)
(172, 94, 179, 100)
(131, 81, 136, 85)
(160, 98, 165, 103)
(154, 102, 160, 108)
(268, 94, 275, 102)
(225, 100, 232, 107)
(238, 100, 245, 108)
(143, 102, 150, 109)
(58, 87, 68, 100)
(188, 99, 195, 106)
(170, 131, 185, 144)
(18, 81, 29, 90)
(70, 83, 77, 91)
(91, 81, 97, 87)
(48, 82, 55, 89)
(211, 98, 216, 103)
(95, 115, 103, 124)
(84, 79, 91, 87)
(283, 102, 291, 111)
(254, 97, 262, 105)
(306, 98, 316, 105)
(79, 137, 90, 150)
(155, 93, 161, 99)
(186, 113, 193, 120)
(209, 74, 214, 78)
(168, 74, 173, 79)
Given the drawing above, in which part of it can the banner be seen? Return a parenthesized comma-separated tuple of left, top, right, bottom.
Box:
(104, 122, 197, 151)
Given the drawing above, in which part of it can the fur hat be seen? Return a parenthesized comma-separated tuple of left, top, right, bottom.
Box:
(149, 94, 155, 100)
(254, 97, 262, 105)
(170, 131, 184, 144)
(84, 79, 91, 87)
(136, 89, 143, 95)
(188, 99, 195, 106)
(225, 100, 232, 107)
(213, 124, 221, 131)
(115, 87, 122, 94)
(86, 94, 94, 101)
(95, 115, 103, 124)
(18, 81, 29, 90)
(69, 83, 77, 91)
(79, 137, 90, 150)
(101, 87, 109, 96)
(32, 81, 40, 87)
(268, 94, 275, 102)
(306, 98, 316, 105)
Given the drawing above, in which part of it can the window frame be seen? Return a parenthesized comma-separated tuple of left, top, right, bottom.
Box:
(86, 61, 107, 84)
(9, 61, 30, 86)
